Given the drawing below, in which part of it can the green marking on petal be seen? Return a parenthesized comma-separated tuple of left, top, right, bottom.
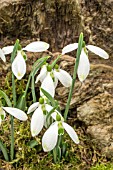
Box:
(17, 72, 22, 77)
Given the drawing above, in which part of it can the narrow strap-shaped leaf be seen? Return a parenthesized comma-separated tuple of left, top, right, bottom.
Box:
(41, 88, 58, 108)
(11, 39, 19, 63)
(51, 55, 61, 68)
(16, 93, 26, 111)
(0, 140, 9, 161)
(32, 56, 49, 76)
(0, 90, 12, 107)
(46, 106, 57, 123)
(33, 56, 50, 68)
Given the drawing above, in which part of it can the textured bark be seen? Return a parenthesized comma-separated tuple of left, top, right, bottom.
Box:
(0, 0, 113, 158)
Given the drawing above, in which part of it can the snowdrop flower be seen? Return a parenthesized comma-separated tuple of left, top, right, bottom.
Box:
(0, 46, 14, 62)
(0, 107, 28, 125)
(27, 97, 63, 137)
(42, 114, 79, 152)
(0, 41, 49, 63)
(36, 64, 72, 97)
(11, 41, 49, 80)
(12, 50, 26, 80)
(53, 64, 72, 87)
(62, 43, 109, 82)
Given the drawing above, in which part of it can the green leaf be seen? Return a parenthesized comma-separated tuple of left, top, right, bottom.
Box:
(41, 88, 58, 108)
(32, 56, 49, 76)
(46, 106, 57, 124)
(57, 146, 62, 160)
(62, 142, 67, 156)
(0, 90, 12, 107)
(28, 140, 38, 148)
(0, 140, 9, 161)
(11, 39, 19, 63)
(33, 56, 50, 68)
(51, 55, 61, 68)
(16, 93, 26, 111)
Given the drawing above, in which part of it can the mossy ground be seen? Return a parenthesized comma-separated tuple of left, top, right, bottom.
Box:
(0, 76, 113, 170)
(1, 117, 113, 170)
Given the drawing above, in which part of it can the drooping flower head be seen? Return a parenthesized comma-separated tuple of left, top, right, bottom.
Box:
(35, 63, 72, 97)
(0, 107, 28, 125)
(62, 42, 109, 82)
(27, 97, 63, 137)
(42, 114, 79, 152)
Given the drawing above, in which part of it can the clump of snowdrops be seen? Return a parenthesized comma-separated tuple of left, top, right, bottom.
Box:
(0, 33, 109, 163)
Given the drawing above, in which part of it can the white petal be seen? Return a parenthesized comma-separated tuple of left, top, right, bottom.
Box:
(23, 41, 49, 52)
(0, 48, 6, 62)
(54, 69, 72, 87)
(42, 122, 58, 152)
(77, 49, 90, 82)
(54, 76, 58, 88)
(12, 51, 26, 80)
(62, 43, 78, 55)
(27, 102, 39, 114)
(35, 65, 47, 83)
(31, 106, 44, 137)
(2, 46, 14, 55)
(86, 45, 109, 59)
(62, 122, 79, 144)
(40, 73, 55, 97)
(2, 107, 28, 121)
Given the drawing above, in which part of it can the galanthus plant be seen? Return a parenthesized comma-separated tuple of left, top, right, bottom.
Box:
(0, 33, 109, 164)
(62, 42, 109, 82)
(0, 39, 50, 162)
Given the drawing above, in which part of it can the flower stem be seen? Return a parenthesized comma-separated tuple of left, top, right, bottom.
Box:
(64, 33, 83, 121)
(31, 75, 36, 102)
(10, 40, 19, 161)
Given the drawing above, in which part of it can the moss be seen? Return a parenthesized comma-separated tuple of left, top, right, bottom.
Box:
(90, 163, 113, 170)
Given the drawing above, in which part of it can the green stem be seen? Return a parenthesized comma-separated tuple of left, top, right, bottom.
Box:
(10, 115, 14, 161)
(31, 75, 36, 102)
(10, 40, 19, 161)
(53, 147, 57, 163)
(10, 73, 16, 161)
(24, 73, 32, 97)
(64, 33, 83, 121)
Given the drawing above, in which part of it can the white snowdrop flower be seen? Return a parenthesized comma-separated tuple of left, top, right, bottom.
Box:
(12, 50, 26, 80)
(53, 64, 72, 87)
(42, 114, 79, 152)
(0, 107, 28, 125)
(27, 97, 63, 137)
(62, 43, 109, 82)
(0, 46, 14, 62)
(36, 64, 72, 97)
